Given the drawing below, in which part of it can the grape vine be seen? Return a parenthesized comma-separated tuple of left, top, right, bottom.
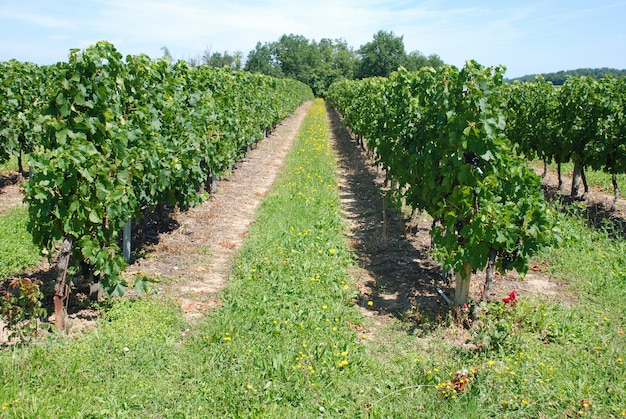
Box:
(0, 60, 45, 175)
(21, 41, 313, 296)
(329, 62, 559, 305)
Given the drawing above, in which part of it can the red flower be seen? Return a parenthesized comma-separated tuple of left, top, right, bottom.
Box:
(503, 290, 517, 304)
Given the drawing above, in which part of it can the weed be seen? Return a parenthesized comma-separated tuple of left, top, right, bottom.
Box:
(1, 277, 46, 342)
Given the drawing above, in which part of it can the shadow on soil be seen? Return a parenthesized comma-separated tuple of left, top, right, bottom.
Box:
(0, 173, 20, 189)
(543, 184, 626, 241)
(326, 102, 453, 331)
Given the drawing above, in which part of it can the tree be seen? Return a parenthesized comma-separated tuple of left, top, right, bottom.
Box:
(201, 49, 244, 70)
(356, 30, 407, 79)
(232, 51, 243, 70)
(426, 53, 445, 69)
(244, 42, 284, 78)
(404, 50, 430, 71)
(331, 38, 357, 80)
(312, 38, 357, 96)
(275, 34, 317, 86)
(245, 35, 357, 97)
(245, 32, 439, 96)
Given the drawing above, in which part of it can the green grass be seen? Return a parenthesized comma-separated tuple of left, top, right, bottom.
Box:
(1, 299, 188, 416)
(1, 100, 625, 417)
(0, 156, 18, 173)
(0, 207, 41, 279)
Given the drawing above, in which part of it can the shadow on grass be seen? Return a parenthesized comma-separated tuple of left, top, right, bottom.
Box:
(542, 184, 626, 241)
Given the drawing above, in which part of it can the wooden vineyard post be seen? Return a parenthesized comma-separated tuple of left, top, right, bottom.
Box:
(54, 236, 73, 332)
(209, 168, 217, 194)
(454, 261, 472, 306)
(481, 248, 497, 301)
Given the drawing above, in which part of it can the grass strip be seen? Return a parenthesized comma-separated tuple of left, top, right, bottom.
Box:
(0, 207, 41, 279)
(340, 204, 626, 418)
(175, 98, 368, 416)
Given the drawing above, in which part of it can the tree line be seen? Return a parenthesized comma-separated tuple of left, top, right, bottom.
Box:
(181, 30, 445, 97)
(509, 68, 626, 85)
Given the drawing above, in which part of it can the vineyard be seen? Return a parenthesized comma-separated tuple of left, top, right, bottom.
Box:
(504, 74, 626, 202)
(328, 62, 626, 305)
(0, 41, 313, 312)
(1, 43, 626, 416)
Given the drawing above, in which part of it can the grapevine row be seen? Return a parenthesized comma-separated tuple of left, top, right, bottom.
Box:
(504, 75, 626, 204)
(0, 60, 47, 175)
(2, 41, 313, 296)
(328, 62, 558, 305)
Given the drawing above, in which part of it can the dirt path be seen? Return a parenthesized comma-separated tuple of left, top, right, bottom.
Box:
(125, 101, 312, 319)
(0, 173, 24, 215)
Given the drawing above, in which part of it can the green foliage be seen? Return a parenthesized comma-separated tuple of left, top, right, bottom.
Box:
(0, 99, 367, 417)
(329, 62, 558, 303)
(590, 76, 626, 175)
(354, 30, 444, 79)
(472, 298, 520, 352)
(26, 42, 138, 293)
(356, 30, 407, 79)
(202, 49, 244, 70)
(560, 76, 607, 170)
(0, 101, 625, 417)
(0, 60, 45, 173)
(0, 156, 18, 173)
(510, 67, 626, 85)
(246, 35, 358, 97)
(244, 31, 444, 97)
(22, 41, 312, 296)
(504, 77, 568, 165)
(132, 275, 158, 297)
(505, 75, 626, 197)
(245, 41, 285, 78)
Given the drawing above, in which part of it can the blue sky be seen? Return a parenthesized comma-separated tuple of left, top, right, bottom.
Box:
(1, 0, 625, 78)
